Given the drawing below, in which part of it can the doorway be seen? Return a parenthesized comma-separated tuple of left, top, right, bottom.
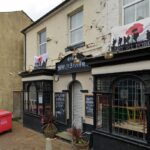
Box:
(70, 81, 83, 128)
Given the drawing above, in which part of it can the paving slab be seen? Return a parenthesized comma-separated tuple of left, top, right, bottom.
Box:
(0, 121, 45, 150)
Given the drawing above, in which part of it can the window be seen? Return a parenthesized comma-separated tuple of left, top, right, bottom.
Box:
(95, 77, 147, 141)
(112, 79, 146, 140)
(29, 84, 37, 114)
(123, 0, 149, 24)
(39, 30, 46, 55)
(70, 10, 83, 45)
(23, 81, 53, 116)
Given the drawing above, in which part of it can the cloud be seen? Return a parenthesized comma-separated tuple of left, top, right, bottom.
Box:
(0, 0, 63, 21)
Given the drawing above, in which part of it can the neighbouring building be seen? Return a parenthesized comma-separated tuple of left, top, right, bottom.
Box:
(0, 11, 32, 117)
(20, 0, 150, 150)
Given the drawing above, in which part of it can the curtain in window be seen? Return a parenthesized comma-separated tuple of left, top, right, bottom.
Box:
(29, 84, 37, 114)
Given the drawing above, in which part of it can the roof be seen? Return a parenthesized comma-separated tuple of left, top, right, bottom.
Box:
(22, 0, 71, 34)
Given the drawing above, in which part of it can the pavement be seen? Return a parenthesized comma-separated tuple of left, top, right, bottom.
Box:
(0, 121, 45, 150)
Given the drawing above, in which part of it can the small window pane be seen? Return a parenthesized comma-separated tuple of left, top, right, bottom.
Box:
(70, 11, 83, 30)
(38, 92, 43, 115)
(39, 31, 46, 44)
(136, 0, 149, 21)
(44, 92, 52, 115)
(40, 43, 46, 55)
(124, 5, 135, 24)
(70, 27, 83, 44)
(96, 94, 109, 131)
(24, 92, 28, 111)
(39, 30, 46, 55)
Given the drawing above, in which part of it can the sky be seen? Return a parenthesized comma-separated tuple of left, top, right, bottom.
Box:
(0, 0, 64, 21)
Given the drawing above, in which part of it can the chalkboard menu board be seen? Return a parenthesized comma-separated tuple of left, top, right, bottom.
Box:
(85, 95, 93, 117)
(55, 92, 67, 124)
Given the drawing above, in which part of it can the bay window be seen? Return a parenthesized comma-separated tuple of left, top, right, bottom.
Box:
(23, 81, 52, 116)
(123, 0, 149, 24)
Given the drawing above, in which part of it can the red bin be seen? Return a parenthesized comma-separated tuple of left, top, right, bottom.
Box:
(0, 110, 12, 133)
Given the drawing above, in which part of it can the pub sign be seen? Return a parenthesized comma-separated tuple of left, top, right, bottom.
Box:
(56, 54, 91, 74)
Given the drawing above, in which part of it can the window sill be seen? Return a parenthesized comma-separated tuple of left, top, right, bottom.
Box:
(65, 42, 85, 52)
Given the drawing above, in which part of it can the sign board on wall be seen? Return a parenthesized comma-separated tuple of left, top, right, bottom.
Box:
(55, 92, 67, 124)
(56, 54, 91, 75)
(111, 17, 150, 51)
(85, 95, 93, 117)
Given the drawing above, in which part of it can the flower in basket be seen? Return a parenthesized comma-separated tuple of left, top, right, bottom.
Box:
(41, 112, 57, 138)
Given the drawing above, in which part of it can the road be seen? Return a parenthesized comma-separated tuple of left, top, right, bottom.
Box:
(0, 121, 45, 150)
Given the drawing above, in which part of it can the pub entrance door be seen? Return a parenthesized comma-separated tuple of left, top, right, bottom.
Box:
(70, 81, 83, 128)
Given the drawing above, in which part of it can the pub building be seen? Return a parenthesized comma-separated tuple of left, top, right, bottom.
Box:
(19, 52, 94, 132)
(85, 19, 150, 150)
(19, 0, 96, 133)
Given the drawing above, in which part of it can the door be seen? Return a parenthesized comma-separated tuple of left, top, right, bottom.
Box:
(13, 91, 23, 119)
(71, 81, 83, 128)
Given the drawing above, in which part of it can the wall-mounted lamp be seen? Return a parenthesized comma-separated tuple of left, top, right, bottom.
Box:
(54, 74, 59, 82)
(72, 49, 80, 64)
(103, 44, 114, 60)
(104, 51, 114, 59)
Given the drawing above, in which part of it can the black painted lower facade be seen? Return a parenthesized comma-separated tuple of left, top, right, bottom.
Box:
(23, 113, 42, 132)
(93, 131, 150, 150)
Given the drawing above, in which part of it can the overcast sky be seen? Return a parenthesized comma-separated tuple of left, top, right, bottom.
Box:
(0, 0, 64, 21)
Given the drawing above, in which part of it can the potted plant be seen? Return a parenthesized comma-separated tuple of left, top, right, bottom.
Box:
(67, 126, 89, 150)
(41, 112, 57, 138)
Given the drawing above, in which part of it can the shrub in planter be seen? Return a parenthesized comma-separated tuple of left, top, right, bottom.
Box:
(41, 112, 57, 138)
(67, 126, 89, 150)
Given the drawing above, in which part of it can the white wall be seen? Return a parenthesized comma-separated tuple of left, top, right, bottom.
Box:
(25, 0, 121, 70)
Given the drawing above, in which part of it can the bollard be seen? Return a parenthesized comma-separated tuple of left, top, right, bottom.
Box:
(45, 138, 52, 150)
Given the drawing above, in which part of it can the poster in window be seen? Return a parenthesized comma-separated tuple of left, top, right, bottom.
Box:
(85, 95, 93, 117)
(55, 92, 67, 124)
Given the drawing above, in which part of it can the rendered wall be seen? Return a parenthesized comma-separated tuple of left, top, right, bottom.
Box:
(0, 11, 32, 112)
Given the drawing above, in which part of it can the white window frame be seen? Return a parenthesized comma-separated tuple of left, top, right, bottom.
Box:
(69, 10, 83, 46)
(38, 29, 47, 55)
(123, 0, 150, 25)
